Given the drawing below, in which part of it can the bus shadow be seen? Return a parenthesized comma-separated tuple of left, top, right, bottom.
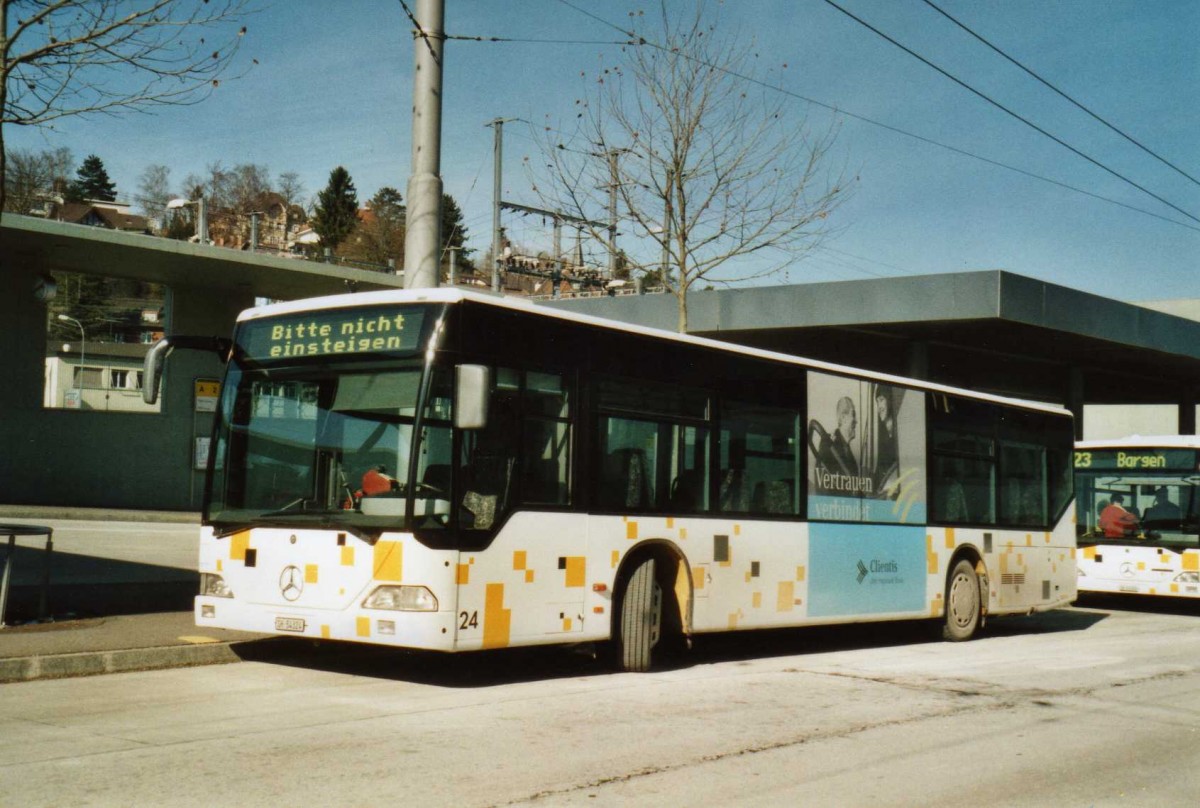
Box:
(234, 638, 604, 686)
(234, 608, 1105, 687)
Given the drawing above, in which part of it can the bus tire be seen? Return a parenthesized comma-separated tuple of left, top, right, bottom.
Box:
(618, 558, 662, 672)
(943, 559, 981, 641)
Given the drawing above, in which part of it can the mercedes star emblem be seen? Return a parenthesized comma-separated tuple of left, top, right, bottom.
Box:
(280, 565, 304, 601)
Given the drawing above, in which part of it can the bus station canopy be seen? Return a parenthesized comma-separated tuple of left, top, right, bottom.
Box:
(549, 271, 1200, 411)
(2, 214, 404, 300)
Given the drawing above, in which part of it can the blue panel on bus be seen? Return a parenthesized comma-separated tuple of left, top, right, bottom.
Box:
(808, 523, 926, 617)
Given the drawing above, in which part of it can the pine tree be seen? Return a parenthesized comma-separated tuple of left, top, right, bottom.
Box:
(65, 154, 117, 202)
(362, 186, 405, 264)
(311, 166, 359, 251)
(440, 193, 474, 271)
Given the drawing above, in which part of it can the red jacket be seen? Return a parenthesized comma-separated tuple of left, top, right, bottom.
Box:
(361, 468, 394, 496)
(1099, 503, 1137, 538)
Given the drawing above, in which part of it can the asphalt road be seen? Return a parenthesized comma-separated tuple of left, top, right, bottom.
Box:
(2, 599, 1199, 807)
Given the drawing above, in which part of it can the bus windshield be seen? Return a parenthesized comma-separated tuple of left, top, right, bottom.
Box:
(206, 362, 456, 535)
(205, 302, 454, 536)
(1075, 448, 1200, 548)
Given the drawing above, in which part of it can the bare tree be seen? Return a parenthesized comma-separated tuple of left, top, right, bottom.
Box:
(276, 171, 303, 208)
(135, 163, 171, 229)
(3, 144, 69, 213)
(228, 163, 271, 211)
(274, 169, 304, 241)
(532, 2, 848, 331)
(0, 0, 252, 215)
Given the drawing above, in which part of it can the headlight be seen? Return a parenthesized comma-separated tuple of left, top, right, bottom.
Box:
(200, 573, 234, 598)
(1173, 571, 1200, 584)
(362, 585, 438, 611)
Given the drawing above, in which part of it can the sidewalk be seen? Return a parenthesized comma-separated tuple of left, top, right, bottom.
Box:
(0, 508, 271, 683)
(0, 611, 269, 683)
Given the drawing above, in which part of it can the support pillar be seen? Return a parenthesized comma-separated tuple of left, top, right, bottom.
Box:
(1068, 367, 1085, 440)
(906, 340, 929, 381)
(1179, 389, 1196, 436)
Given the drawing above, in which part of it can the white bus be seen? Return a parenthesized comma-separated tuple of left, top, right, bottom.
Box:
(146, 288, 1076, 670)
(1075, 436, 1200, 599)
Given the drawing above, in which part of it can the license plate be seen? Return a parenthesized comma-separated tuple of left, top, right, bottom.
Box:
(275, 616, 306, 632)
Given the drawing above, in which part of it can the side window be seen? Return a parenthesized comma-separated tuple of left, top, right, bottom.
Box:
(460, 368, 520, 530)
(999, 440, 1046, 526)
(459, 367, 574, 529)
(595, 376, 710, 514)
(998, 411, 1074, 529)
(719, 401, 800, 515)
(929, 395, 997, 526)
(522, 371, 571, 505)
(599, 417, 659, 510)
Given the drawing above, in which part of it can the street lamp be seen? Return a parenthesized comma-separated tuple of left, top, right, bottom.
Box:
(57, 314, 85, 407)
(167, 197, 208, 245)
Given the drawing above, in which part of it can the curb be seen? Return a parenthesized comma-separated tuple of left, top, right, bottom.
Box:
(0, 641, 250, 684)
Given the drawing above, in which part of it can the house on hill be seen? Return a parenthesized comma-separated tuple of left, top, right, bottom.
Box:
(51, 200, 149, 233)
(207, 191, 307, 253)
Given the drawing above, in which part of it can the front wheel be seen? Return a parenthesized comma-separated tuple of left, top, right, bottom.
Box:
(618, 558, 662, 672)
(943, 559, 981, 641)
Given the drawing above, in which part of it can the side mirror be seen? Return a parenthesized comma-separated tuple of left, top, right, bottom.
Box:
(455, 364, 490, 430)
(142, 335, 233, 405)
(143, 338, 174, 404)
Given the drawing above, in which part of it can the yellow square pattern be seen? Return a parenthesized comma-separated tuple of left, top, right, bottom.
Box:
(373, 541, 403, 582)
(565, 556, 586, 588)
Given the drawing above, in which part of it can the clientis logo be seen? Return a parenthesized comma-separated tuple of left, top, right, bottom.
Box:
(857, 558, 900, 584)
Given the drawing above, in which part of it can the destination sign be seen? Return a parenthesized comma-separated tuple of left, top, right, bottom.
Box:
(238, 305, 428, 362)
(1074, 448, 1198, 471)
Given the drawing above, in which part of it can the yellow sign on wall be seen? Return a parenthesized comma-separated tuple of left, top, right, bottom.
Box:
(194, 379, 221, 412)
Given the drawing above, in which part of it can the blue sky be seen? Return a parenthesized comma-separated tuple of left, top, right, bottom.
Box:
(8, 0, 1198, 301)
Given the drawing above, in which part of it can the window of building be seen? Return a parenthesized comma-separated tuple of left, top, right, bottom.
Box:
(43, 271, 165, 413)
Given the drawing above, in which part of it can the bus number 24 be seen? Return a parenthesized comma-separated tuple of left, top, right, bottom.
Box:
(459, 610, 479, 630)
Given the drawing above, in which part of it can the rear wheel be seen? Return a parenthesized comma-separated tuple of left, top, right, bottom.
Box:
(618, 558, 662, 672)
(943, 559, 981, 641)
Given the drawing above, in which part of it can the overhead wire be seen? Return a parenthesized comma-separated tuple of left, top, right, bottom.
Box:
(818, 0, 1200, 224)
(919, 0, 1200, 188)
(397, 0, 441, 66)
(550, 0, 1200, 235)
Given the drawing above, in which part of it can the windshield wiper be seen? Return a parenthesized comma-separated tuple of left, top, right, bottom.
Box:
(261, 498, 343, 518)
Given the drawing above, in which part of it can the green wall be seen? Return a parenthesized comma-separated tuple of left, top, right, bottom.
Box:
(0, 265, 251, 511)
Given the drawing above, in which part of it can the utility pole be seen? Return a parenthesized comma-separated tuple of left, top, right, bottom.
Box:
(488, 118, 517, 294)
(552, 216, 563, 299)
(606, 149, 623, 278)
(249, 211, 261, 253)
(447, 246, 460, 286)
(404, 0, 445, 289)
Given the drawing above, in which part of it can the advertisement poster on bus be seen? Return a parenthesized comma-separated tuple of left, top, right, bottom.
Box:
(806, 371, 926, 524)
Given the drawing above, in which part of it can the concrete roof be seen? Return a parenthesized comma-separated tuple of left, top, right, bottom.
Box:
(546, 271, 1200, 403)
(1, 213, 405, 300)
(550, 271, 1200, 359)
